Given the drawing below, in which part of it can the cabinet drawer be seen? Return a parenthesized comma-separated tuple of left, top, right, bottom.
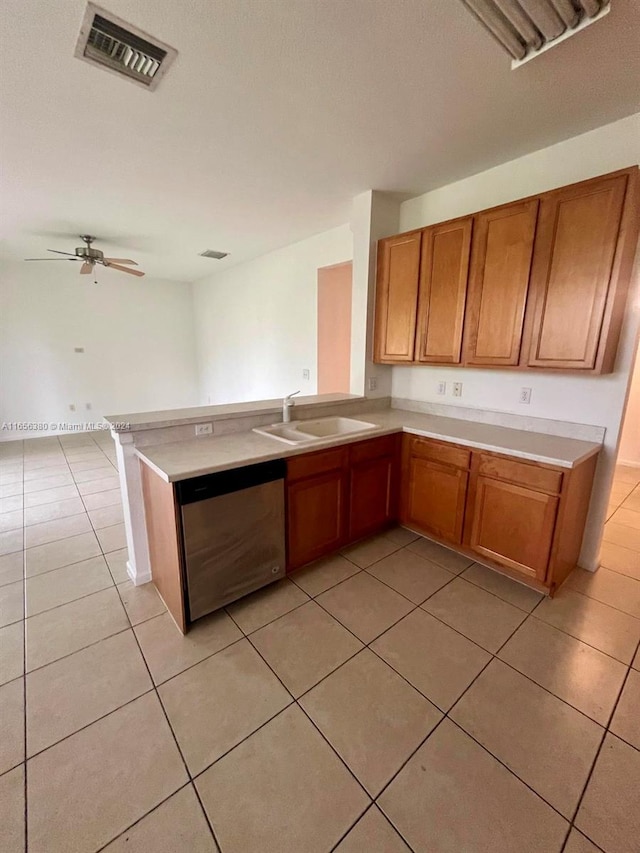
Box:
(477, 453, 562, 494)
(349, 434, 397, 465)
(287, 447, 348, 482)
(409, 436, 470, 470)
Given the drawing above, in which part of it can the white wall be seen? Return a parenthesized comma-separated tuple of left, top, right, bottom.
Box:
(393, 113, 640, 569)
(0, 262, 199, 435)
(618, 345, 640, 467)
(350, 191, 401, 398)
(192, 224, 352, 404)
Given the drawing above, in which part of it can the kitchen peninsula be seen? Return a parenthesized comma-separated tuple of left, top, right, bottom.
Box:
(105, 395, 603, 633)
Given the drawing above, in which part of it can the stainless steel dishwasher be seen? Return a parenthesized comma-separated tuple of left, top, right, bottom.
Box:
(176, 459, 286, 622)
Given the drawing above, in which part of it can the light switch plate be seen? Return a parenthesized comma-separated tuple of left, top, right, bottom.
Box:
(302, 369, 310, 380)
(437, 381, 446, 395)
(452, 382, 463, 397)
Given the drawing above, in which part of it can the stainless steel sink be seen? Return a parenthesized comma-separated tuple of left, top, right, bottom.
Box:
(254, 416, 379, 445)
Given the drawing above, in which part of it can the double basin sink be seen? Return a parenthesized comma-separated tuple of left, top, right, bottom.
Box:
(254, 416, 379, 446)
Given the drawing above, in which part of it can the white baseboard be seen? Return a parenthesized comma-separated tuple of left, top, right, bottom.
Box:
(127, 560, 152, 586)
(617, 458, 640, 469)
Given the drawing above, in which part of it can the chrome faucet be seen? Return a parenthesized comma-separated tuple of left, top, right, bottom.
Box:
(283, 390, 300, 423)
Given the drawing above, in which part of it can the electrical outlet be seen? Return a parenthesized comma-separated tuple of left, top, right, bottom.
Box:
(519, 387, 532, 404)
(437, 381, 446, 396)
(368, 376, 378, 392)
(195, 423, 213, 436)
(452, 382, 463, 398)
(302, 369, 310, 380)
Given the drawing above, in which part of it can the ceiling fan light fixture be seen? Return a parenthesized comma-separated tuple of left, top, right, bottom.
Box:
(24, 234, 145, 278)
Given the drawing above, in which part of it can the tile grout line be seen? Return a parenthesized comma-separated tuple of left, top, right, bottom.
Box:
(231, 557, 571, 848)
(20, 434, 114, 853)
(526, 603, 640, 662)
(562, 581, 640, 621)
(20, 450, 27, 853)
(558, 647, 639, 851)
(367, 598, 562, 848)
(12, 443, 640, 850)
(12, 528, 629, 771)
(559, 598, 640, 850)
(329, 802, 419, 853)
(106, 532, 225, 853)
(18, 454, 221, 853)
(221, 606, 377, 847)
(91, 781, 195, 853)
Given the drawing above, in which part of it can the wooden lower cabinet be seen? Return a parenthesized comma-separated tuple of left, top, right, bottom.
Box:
(400, 439, 597, 593)
(349, 436, 399, 541)
(400, 436, 469, 545)
(288, 432, 597, 594)
(465, 474, 559, 582)
(286, 436, 399, 571)
(286, 449, 349, 570)
(463, 452, 563, 582)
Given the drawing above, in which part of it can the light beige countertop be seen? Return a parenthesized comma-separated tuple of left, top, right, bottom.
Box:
(105, 392, 363, 431)
(136, 408, 602, 483)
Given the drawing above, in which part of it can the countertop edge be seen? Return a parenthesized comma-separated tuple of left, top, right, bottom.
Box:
(135, 421, 602, 483)
(106, 393, 367, 432)
(402, 425, 601, 469)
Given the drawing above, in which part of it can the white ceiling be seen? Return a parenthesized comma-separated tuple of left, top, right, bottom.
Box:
(1, 0, 639, 282)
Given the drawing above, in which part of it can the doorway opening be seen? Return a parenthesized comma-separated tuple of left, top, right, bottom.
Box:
(317, 261, 352, 394)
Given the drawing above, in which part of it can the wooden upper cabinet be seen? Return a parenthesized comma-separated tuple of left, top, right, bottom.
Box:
(463, 200, 538, 366)
(374, 232, 422, 362)
(372, 167, 638, 373)
(522, 173, 629, 370)
(415, 217, 473, 364)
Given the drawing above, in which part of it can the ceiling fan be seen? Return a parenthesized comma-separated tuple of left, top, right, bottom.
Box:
(25, 235, 145, 278)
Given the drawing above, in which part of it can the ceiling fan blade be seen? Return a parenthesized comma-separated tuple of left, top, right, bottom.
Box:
(102, 258, 138, 265)
(24, 257, 80, 261)
(80, 262, 92, 274)
(104, 262, 145, 277)
(47, 249, 78, 256)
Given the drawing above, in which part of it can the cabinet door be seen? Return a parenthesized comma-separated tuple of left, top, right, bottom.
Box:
(374, 233, 422, 362)
(287, 470, 348, 570)
(401, 455, 468, 545)
(463, 200, 538, 366)
(466, 475, 558, 581)
(523, 174, 628, 370)
(415, 217, 472, 364)
(349, 455, 396, 541)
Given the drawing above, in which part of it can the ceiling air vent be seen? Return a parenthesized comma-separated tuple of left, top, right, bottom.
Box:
(74, 3, 177, 91)
(199, 250, 230, 260)
(462, 0, 611, 68)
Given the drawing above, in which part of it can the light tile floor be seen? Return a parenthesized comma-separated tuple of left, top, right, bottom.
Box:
(1, 439, 639, 852)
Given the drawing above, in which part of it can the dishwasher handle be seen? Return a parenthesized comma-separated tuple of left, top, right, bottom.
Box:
(175, 458, 286, 505)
